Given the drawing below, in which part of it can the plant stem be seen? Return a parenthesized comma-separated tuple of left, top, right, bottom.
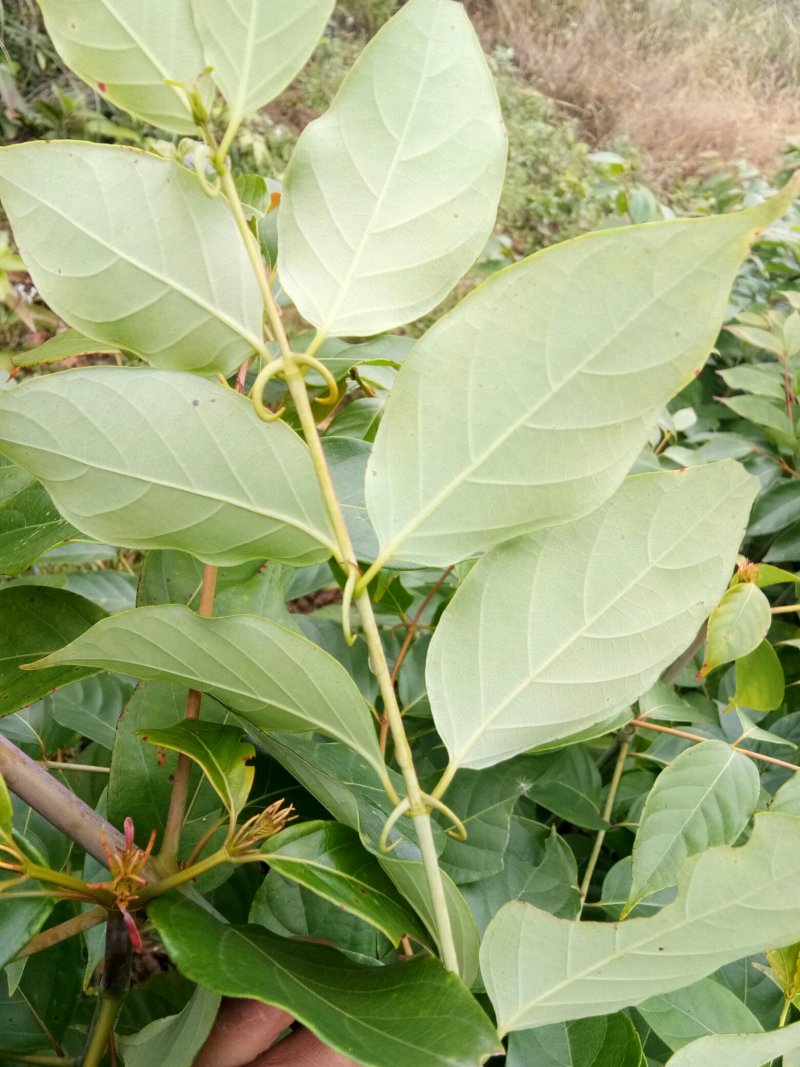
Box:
(631, 717, 800, 772)
(82, 912, 131, 1067)
(137, 848, 230, 902)
(16, 907, 107, 960)
(40, 762, 110, 774)
(580, 734, 630, 906)
(216, 164, 460, 974)
(160, 563, 218, 869)
(0, 737, 127, 870)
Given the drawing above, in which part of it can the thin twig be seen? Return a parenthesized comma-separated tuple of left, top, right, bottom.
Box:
(15, 906, 106, 960)
(631, 717, 800, 772)
(580, 734, 631, 905)
(159, 562, 219, 868)
(380, 566, 453, 754)
(40, 761, 110, 774)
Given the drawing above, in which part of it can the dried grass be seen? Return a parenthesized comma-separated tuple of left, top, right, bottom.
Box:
(465, 0, 800, 180)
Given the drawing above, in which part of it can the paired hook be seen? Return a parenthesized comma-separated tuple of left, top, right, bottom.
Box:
(249, 352, 339, 424)
(378, 794, 467, 853)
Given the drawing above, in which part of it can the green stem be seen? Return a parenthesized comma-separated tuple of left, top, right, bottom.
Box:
(580, 734, 630, 907)
(137, 848, 230, 902)
(215, 163, 459, 974)
(16, 907, 107, 961)
(159, 563, 219, 869)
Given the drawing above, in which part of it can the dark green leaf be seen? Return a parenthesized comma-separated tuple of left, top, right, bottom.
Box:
(462, 816, 580, 936)
(0, 587, 105, 716)
(139, 721, 255, 820)
(261, 821, 425, 947)
(150, 895, 502, 1067)
(507, 1012, 646, 1067)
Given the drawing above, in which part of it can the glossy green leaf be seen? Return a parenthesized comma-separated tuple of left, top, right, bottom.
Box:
(0, 915, 81, 1050)
(150, 895, 503, 1066)
(378, 853, 481, 986)
(435, 763, 523, 884)
(481, 812, 800, 1035)
(665, 1021, 800, 1067)
(140, 722, 255, 820)
(627, 740, 760, 910)
(428, 463, 757, 770)
(14, 328, 120, 368)
(192, 0, 334, 119)
(727, 639, 785, 712)
(720, 395, 795, 448)
(508, 1013, 646, 1067)
(108, 681, 229, 852)
(251, 872, 393, 961)
(0, 484, 75, 577)
(0, 144, 262, 374)
(38, 0, 209, 133)
(0, 368, 333, 567)
(522, 749, 606, 830)
(636, 977, 763, 1051)
(278, 0, 506, 336)
(27, 605, 384, 777)
(261, 820, 424, 947)
(462, 816, 580, 936)
(117, 985, 220, 1067)
(701, 583, 772, 676)
(366, 182, 798, 567)
(47, 673, 135, 749)
(749, 481, 800, 537)
(0, 587, 105, 716)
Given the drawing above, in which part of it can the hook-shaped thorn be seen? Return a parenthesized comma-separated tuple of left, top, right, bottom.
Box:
(379, 798, 411, 853)
(250, 358, 287, 423)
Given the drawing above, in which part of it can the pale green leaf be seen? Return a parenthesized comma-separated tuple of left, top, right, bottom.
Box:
(0, 368, 334, 567)
(117, 986, 220, 1067)
(192, 0, 334, 119)
(278, 0, 506, 336)
(720, 395, 795, 447)
(26, 605, 384, 777)
(428, 462, 757, 770)
(727, 323, 785, 356)
(366, 183, 797, 567)
(149, 894, 503, 1066)
(508, 1014, 645, 1067)
(627, 740, 760, 909)
(0, 143, 262, 375)
(727, 640, 785, 712)
(481, 812, 800, 1035)
(769, 770, 800, 815)
(636, 977, 763, 1051)
(38, 0, 209, 134)
(139, 721, 255, 819)
(665, 1021, 800, 1067)
(702, 583, 772, 675)
(718, 363, 785, 399)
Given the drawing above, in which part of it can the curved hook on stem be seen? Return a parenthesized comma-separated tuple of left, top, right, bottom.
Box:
(341, 566, 359, 647)
(421, 793, 467, 841)
(250, 358, 287, 422)
(292, 352, 339, 407)
(379, 798, 411, 853)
